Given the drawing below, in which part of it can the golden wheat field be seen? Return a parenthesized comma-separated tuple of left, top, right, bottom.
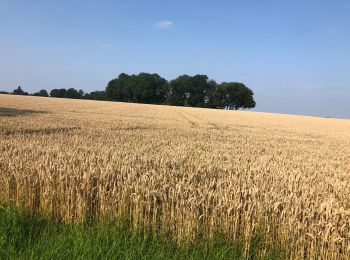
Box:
(0, 94, 349, 258)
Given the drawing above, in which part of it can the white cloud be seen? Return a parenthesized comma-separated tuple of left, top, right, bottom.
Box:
(156, 20, 173, 29)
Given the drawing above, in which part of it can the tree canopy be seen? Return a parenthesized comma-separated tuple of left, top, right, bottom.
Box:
(84, 91, 108, 101)
(106, 73, 167, 104)
(50, 88, 84, 99)
(211, 82, 256, 110)
(105, 73, 255, 110)
(167, 75, 211, 107)
(33, 89, 49, 97)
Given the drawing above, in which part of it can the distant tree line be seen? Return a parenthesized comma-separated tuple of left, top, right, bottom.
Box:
(7, 86, 102, 100)
(4, 73, 256, 110)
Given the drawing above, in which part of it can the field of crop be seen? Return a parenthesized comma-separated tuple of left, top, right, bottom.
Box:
(0, 94, 349, 259)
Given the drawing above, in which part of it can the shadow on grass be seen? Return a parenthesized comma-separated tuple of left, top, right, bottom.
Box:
(0, 107, 48, 117)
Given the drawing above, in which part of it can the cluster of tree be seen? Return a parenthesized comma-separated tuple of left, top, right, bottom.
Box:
(8, 86, 103, 100)
(106, 73, 256, 109)
(33, 89, 49, 97)
(50, 89, 109, 100)
(9, 86, 49, 97)
(6, 73, 256, 110)
(106, 73, 167, 104)
(50, 88, 84, 99)
(83, 91, 108, 101)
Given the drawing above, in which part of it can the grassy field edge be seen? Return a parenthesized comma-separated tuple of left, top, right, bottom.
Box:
(0, 205, 286, 259)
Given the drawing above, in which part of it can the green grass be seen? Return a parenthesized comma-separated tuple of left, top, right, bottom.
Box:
(0, 205, 285, 259)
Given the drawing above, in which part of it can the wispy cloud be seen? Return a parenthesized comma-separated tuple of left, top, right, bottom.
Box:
(100, 43, 112, 48)
(156, 20, 173, 29)
(94, 39, 112, 48)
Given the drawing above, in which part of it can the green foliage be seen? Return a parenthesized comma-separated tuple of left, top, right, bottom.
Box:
(33, 89, 49, 97)
(167, 74, 211, 107)
(84, 91, 108, 101)
(66, 88, 80, 99)
(106, 73, 256, 110)
(106, 73, 167, 104)
(217, 82, 256, 110)
(50, 88, 84, 99)
(0, 206, 284, 259)
(50, 88, 67, 98)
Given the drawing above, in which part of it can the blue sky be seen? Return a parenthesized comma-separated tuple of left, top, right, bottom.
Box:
(1, 0, 350, 118)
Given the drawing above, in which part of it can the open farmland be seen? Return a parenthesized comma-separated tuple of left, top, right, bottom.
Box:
(0, 94, 350, 259)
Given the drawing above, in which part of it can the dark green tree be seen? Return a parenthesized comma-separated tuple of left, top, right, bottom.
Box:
(66, 88, 80, 99)
(50, 89, 59, 97)
(106, 73, 167, 104)
(219, 82, 256, 110)
(166, 75, 192, 106)
(50, 88, 67, 98)
(106, 73, 132, 102)
(188, 75, 212, 107)
(132, 73, 167, 104)
(167, 75, 212, 107)
(85, 91, 108, 101)
(207, 80, 224, 108)
(33, 89, 49, 97)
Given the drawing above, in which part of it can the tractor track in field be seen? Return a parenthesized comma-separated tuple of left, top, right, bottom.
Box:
(173, 108, 224, 130)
